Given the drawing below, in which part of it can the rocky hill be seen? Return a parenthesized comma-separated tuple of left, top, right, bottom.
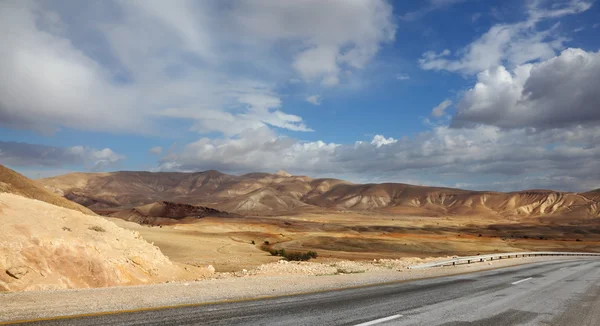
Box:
(0, 165, 201, 291)
(40, 170, 600, 218)
(107, 201, 233, 225)
(0, 164, 94, 215)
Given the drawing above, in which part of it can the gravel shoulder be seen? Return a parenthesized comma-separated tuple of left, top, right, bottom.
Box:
(0, 256, 581, 323)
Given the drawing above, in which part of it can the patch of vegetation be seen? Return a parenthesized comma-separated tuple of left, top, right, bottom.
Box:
(62, 226, 72, 232)
(88, 225, 106, 232)
(263, 240, 270, 245)
(251, 240, 255, 245)
(261, 246, 318, 261)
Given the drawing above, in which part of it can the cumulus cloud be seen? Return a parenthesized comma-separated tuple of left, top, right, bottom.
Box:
(233, 0, 396, 86)
(305, 95, 322, 106)
(419, 1, 592, 74)
(0, 0, 395, 136)
(0, 141, 125, 171)
(156, 124, 600, 191)
(370, 135, 398, 148)
(453, 48, 600, 129)
(431, 99, 453, 118)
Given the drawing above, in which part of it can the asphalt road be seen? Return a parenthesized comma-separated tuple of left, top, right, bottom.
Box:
(13, 259, 600, 326)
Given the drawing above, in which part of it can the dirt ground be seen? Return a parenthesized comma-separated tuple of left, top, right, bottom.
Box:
(109, 210, 600, 272)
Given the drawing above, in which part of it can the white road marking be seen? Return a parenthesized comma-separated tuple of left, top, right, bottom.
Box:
(511, 277, 533, 285)
(354, 314, 403, 326)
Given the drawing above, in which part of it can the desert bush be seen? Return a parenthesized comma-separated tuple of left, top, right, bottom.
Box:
(88, 225, 106, 232)
(263, 241, 270, 245)
(251, 240, 255, 245)
(62, 226, 72, 232)
(261, 247, 318, 261)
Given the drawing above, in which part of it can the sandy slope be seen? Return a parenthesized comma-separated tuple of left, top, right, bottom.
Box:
(0, 164, 94, 215)
(0, 193, 195, 292)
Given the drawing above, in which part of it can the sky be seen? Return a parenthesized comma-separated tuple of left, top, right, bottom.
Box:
(1, 0, 599, 192)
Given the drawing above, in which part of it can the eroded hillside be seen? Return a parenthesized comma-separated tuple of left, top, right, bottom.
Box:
(0, 165, 203, 292)
(40, 170, 600, 219)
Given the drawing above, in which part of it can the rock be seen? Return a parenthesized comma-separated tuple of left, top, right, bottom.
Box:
(6, 266, 29, 279)
(207, 265, 216, 274)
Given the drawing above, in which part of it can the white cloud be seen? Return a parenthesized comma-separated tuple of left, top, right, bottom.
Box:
(156, 124, 600, 191)
(0, 141, 125, 171)
(305, 95, 322, 106)
(68, 146, 126, 170)
(370, 135, 398, 148)
(454, 48, 600, 129)
(401, 0, 467, 21)
(149, 146, 163, 155)
(0, 0, 395, 137)
(396, 73, 410, 80)
(419, 1, 592, 74)
(232, 0, 396, 86)
(431, 99, 453, 118)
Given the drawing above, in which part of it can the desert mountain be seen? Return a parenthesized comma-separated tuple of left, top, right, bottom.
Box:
(0, 164, 94, 215)
(0, 165, 197, 291)
(40, 170, 600, 218)
(108, 201, 233, 225)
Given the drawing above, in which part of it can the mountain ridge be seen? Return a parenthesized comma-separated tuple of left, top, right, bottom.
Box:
(39, 170, 600, 218)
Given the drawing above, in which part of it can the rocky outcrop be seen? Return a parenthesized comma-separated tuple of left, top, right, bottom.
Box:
(0, 193, 187, 292)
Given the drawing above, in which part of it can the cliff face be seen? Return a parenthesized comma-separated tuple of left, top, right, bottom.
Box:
(40, 170, 600, 218)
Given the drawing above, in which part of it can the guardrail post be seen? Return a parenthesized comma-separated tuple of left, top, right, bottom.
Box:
(468, 260, 471, 264)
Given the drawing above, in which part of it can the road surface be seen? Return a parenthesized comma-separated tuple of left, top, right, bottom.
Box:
(10, 258, 600, 325)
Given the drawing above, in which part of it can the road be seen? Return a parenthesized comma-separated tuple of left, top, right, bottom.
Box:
(11, 258, 600, 326)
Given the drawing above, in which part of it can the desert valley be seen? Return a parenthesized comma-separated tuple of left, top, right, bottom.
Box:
(2, 164, 600, 293)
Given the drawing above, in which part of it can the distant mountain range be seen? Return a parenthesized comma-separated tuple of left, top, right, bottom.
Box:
(39, 169, 600, 219)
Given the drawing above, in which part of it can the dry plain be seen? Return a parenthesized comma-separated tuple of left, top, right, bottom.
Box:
(107, 208, 600, 272)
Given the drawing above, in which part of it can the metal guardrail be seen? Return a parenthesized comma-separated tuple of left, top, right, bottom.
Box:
(408, 251, 600, 269)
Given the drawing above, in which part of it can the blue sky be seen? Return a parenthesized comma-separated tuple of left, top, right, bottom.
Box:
(1, 0, 599, 191)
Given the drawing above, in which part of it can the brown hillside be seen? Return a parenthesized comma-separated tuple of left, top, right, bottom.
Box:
(108, 201, 233, 225)
(0, 165, 94, 215)
(40, 170, 600, 218)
